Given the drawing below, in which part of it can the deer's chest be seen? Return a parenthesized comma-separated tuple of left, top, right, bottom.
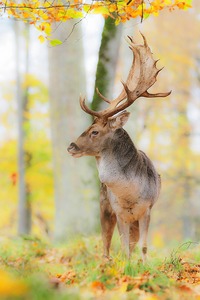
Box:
(97, 156, 152, 223)
(107, 187, 149, 223)
(97, 156, 120, 184)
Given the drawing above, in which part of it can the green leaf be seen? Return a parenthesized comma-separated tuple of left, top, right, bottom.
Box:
(50, 39, 62, 46)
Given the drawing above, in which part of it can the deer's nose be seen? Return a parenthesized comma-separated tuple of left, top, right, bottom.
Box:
(67, 142, 80, 152)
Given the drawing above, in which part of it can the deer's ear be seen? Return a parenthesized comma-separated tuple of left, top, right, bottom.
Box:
(108, 111, 130, 130)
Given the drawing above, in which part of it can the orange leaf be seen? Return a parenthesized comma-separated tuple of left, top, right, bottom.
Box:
(91, 281, 105, 291)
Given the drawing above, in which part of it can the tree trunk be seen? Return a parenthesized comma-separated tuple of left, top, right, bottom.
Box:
(49, 21, 98, 241)
(91, 18, 122, 111)
(15, 22, 32, 235)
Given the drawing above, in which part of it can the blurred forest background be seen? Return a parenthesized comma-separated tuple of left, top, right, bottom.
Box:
(0, 0, 200, 249)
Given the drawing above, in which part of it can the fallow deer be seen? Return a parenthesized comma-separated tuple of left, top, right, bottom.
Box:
(67, 34, 171, 262)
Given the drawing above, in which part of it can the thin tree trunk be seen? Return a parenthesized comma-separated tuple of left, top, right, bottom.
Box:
(23, 24, 32, 233)
(15, 22, 31, 235)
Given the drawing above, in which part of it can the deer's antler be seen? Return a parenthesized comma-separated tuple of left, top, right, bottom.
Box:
(80, 33, 171, 119)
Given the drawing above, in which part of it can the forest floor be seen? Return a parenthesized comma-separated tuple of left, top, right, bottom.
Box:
(0, 235, 199, 300)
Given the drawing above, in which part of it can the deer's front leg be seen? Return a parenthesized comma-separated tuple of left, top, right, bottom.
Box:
(100, 183, 116, 259)
(117, 217, 130, 259)
(139, 208, 151, 263)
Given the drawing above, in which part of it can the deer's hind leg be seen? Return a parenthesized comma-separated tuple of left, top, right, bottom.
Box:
(100, 183, 116, 259)
(129, 220, 139, 255)
(139, 208, 151, 263)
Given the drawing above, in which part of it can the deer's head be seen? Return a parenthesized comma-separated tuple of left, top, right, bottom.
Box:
(67, 111, 130, 158)
(67, 34, 171, 158)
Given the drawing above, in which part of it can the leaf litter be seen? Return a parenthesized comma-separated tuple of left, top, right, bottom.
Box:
(0, 237, 199, 299)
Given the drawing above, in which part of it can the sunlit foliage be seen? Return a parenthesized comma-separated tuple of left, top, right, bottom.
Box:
(0, 0, 192, 43)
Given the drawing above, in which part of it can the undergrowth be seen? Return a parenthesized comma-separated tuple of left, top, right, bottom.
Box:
(0, 235, 199, 300)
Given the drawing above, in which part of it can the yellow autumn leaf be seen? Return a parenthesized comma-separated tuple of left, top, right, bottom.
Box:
(83, 4, 91, 13)
(22, 11, 30, 18)
(145, 296, 159, 300)
(0, 270, 27, 296)
(164, 0, 172, 4)
(39, 22, 51, 35)
(119, 282, 129, 292)
(2, 0, 193, 28)
(38, 35, 45, 43)
(22, 74, 41, 88)
(65, 8, 83, 19)
(152, 232, 164, 248)
(107, 266, 118, 277)
(91, 6, 110, 16)
(108, 3, 117, 12)
(152, 10, 159, 16)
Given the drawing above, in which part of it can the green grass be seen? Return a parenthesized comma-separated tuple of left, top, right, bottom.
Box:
(0, 235, 199, 300)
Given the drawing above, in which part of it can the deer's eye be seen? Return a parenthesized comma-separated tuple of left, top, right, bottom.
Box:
(91, 130, 99, 136)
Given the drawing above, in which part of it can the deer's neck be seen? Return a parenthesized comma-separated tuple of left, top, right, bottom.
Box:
(111, 128, 138, 170)
(96, 128, 138, 184)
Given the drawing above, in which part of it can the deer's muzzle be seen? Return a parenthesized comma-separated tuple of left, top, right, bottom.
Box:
(67, 142, 82, 157)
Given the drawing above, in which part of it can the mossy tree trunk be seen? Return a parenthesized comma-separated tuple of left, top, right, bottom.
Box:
(91, 18, 122, 111)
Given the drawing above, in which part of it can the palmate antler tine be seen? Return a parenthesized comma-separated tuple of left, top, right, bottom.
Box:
(106, 82, 171, 115)
(120, 77, 171, 104)
(127, 35, 135, 44)
(126, 33, 147, 48)
(80, 92, 128, 119)
(96, 87, 128, 111)
(79, 95, 101, 118)
(141, 91, 172, 98)
(125, 36, 135, 49)
(140, 32, 148, 47)
(96, 88, 111, 104)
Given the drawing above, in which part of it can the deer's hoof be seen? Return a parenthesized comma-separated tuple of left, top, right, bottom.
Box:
(102, 255, 113, 262)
